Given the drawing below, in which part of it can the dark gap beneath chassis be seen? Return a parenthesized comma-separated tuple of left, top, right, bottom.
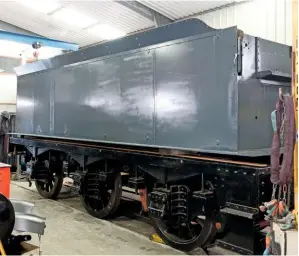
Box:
(10, 136, 272, 255)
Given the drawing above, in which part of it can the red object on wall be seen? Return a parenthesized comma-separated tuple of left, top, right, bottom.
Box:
(0, 163, 10, 198)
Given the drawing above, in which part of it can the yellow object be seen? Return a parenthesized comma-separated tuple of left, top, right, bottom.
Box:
(0, 240, 6, 256)
(292, 0, 298, 225)
(150, 233, 165, 244)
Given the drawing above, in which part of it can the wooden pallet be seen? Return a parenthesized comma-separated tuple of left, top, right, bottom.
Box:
(20, 242, 40, 256)
(272, 222, 298, 256)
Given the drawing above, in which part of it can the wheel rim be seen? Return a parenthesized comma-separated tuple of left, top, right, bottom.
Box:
(83, 188, 113, 212)
(36, 171, 57, 193)
(153, 216, 204, 244)
(81, 161, 122, 216)
(151, 214, 215, 251)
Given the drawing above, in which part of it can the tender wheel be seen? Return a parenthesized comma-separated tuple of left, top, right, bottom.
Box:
(35, 159, 64, 199)
(81, 163, 122, 219)
(151, 215, 215, 251)
(149, 185, 217, 251)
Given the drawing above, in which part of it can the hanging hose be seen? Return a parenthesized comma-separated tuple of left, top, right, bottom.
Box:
(261, 94, 296, 255)
(270, 95, 296, 185)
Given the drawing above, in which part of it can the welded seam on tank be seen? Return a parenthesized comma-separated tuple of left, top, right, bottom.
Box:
(49, 77, 55, 136)
(152, 50, 156, 145)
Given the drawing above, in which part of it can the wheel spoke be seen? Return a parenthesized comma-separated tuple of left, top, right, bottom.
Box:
(34, 160, 63, 200)
(178, 225, 190, 240)
(187, 224, 197, 239)
(36, 169, 56, 193)
(101, 198, 105, 209)
(81, 162, 122, 219)
(101, 190, 110, 205)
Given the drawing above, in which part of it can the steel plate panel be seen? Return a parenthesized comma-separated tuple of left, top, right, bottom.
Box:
(53, 64, 91, 138)
(238, 78, 279, 152)
(257, 38, 291, 78)
(80, 57, 122, 142)
(119, 51, 154, 144)
(53, 51, 154, 144)
(16, 75, 34, 134)
(33, 72, 51, 136)
(238, 35, 291, 153)
(155, 27, 238, 152)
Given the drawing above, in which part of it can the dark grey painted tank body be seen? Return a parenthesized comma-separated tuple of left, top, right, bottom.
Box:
(14, 19, 291, 157)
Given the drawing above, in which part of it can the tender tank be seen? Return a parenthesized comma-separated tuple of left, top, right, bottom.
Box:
(14, 18, 291, 156)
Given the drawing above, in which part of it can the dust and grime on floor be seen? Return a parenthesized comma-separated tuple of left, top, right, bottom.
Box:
(10, 182, 184, 255)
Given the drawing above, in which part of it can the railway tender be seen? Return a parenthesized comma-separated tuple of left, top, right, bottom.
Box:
(9, 18, 292, 254)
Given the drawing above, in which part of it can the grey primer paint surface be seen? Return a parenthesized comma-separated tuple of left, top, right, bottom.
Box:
(14, 19, 291, 157)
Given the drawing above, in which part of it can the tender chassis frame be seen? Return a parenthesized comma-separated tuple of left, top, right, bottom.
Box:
(10, 136, 271, 254)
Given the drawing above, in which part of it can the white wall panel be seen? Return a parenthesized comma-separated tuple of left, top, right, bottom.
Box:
(0, 74, 17, 113)
(197, 0, 292, 45)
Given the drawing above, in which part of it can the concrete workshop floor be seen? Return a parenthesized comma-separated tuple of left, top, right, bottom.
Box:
(11, 182, 184, 255)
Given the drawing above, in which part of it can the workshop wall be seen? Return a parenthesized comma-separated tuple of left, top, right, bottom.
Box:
(0, 73, 17, 113)
(0, 47, 62, 114)
(0, 57, 20, 73)
(197, 0, 292, 45)
(0, 56, 20, 113)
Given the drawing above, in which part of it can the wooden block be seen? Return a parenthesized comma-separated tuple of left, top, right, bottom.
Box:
(272, 222, 298, 255)
(20, 242, 40, 256)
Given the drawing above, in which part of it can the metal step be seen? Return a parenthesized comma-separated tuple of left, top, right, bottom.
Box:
(10, 199, 34, 214)
(14, 214, 46, 235)
(9, 199, 47, 236)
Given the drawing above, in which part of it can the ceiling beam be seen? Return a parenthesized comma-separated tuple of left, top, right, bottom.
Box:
(116, 1, 173, 27)
(0, 20, 40, 37)
(0, 30, 78, 51)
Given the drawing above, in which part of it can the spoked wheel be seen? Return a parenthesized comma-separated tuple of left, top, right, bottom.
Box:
(81, 163, 122, 219)
(151, 215, 216, 251)
(35, 161, 63, 199)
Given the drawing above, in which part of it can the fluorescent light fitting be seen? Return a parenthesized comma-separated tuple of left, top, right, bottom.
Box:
(52, 8, 96, 29)
(88, 24, 126, 40)
(17, 0, 61, 14)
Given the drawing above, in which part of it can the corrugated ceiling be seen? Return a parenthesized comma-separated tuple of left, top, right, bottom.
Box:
(0, 0, 244, 47)
(141, 1, 236, 20)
